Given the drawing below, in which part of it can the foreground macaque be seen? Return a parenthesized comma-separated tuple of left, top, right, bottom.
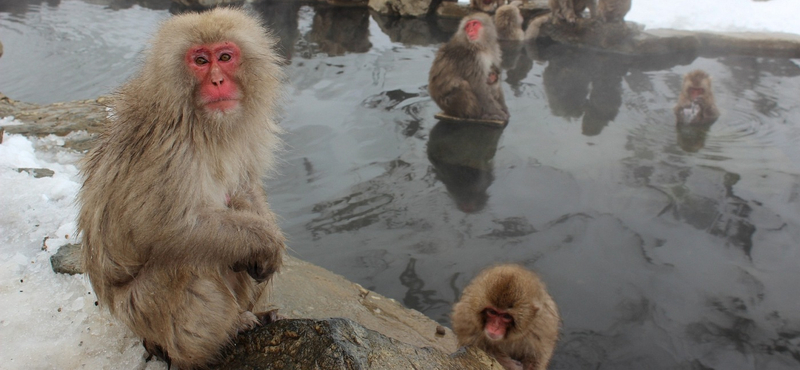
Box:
(597, 0, 631, 23)
(674, 70, 720, 125)
(471, 0, 506, 13)
(452, 264, 560, 370)
(495, 1, 525, 41)
(549, 0, 595, 23)
(78, 8, 286, 369)
(429, 13, 509, 121)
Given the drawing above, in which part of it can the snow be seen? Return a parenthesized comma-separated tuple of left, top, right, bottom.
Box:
(0, 1, 798, 369)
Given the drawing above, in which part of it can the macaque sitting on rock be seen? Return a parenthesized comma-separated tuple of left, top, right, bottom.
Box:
(452, 264, 561, 370)
(78, 8, 287, 369)
(429, 13, 509, 122)
(674, 70, 720, 126)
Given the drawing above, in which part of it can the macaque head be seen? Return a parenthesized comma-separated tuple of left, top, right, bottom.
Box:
(683, 70, 713, 102)
(186, 41, 242, 113)
(459, 13, 497, 44)
(477, 266, 541, 341)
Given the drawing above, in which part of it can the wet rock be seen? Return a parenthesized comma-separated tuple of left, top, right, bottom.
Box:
(368, 0, 433, 17)
(50, 243, 83, 275)
(217, 318, 502, 369)
(0, 93, 107, 151)
(16, 168, 55, 178)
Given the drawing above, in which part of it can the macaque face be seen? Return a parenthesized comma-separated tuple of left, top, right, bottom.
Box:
(484, 307, 514, 340)
(186, 41, 242, 112)
(465, 20, 483, 42)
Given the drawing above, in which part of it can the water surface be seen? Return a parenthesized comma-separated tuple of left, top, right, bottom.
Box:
(2, 1, 799, 369)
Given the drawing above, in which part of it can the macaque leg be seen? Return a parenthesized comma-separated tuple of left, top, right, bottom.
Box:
(440, 81, 483, 119)
(113, 267, 256, 368)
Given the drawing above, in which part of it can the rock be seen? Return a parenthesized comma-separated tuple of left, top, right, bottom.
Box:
(370, 12, 451, 46)
(216, 318, 502, 369)
(0, 39, 3, 58)
(50, 243, 83, 275)
(368, 0, 433, 17)
(16, 168, 55, 178)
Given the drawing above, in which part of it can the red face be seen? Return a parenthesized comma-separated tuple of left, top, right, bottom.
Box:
(186, 41, 241, 113)
(465, 20, 483, 42)
(688, 87, 705, 100)
(483, 307, 513, 340)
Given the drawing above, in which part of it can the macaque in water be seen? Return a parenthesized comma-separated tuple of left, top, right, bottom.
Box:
(597, 0, 631, 23)
(452, 264, 561, 370)
(78, 8, 286, 369)
(549, 0, 595, 24)
(471, 0, 506, 13)
(495, 1, 525, 41)
(429, 13, 509, 121)
(674, 70, 720, 125)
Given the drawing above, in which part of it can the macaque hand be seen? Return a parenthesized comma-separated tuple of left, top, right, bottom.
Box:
(231, 240, 284, 282)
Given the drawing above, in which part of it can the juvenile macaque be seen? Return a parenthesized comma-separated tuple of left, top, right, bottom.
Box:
(597, 0, 631, 23)
(452, 264, 561, 370)
(471, 0, 506, 13)
(549, 0, 595, 24)
(429, 13, 509, 121)
(78, 8, 286, 369)
(495, 1, 525, 41)
(674, 70, 720, 126)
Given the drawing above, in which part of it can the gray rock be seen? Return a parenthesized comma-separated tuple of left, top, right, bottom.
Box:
(50, 243, 83, 275)
(16, 168, 55, 178)
(216, 318, 502, 369)
(369, 0, 433, 17)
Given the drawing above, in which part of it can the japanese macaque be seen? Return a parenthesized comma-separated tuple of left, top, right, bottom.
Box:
(78, 8, 286, 369)
(674, 70, 720, 126)
(452, 264, 560, 370)
(549, 0, 595, 24)
(495, 1, 524, 41)
(471, 0, 506, 13)
(428, 13, 509, 121)
(597, 0, 631, 23)
(524, 14, 551, 40)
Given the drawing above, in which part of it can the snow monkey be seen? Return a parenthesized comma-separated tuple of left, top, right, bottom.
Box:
(549, 0, 596, 24)
(78, 8, 286, 368)
(452, 264, 561, 370)
(597, 0, 632, 23)
(674, 69, 720, 126)
(471, 0, 506, 13)
(495, 1, 525, 41)
(428, 12, 509, 121)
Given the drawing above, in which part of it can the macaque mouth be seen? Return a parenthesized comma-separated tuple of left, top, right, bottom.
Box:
(688, 87, 705, 100)
(484, 307, 514, 340)
(204, 98, 240, 112)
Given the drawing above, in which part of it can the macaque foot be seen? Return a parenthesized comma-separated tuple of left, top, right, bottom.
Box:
(232, 259, 279, 283)
(255, 308, 285, 325)
(143, 339, 172, 367)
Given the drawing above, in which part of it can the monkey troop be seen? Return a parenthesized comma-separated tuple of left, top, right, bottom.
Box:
(429, 13, 509, 122)
(674, 70, 720, 126)
(78, 8, 286, 369)
(452, 264, 561, 370)
(549, 0, 631, 23)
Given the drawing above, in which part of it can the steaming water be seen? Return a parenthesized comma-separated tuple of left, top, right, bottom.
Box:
(2, 1, 799, 369)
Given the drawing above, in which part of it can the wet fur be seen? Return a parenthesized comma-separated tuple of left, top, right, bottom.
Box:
(78, 8, 286, 369)
(674, 69, 720, 125)
(428, 13, 509, 121)
(452, 264, 561, 370)
(495, 2, 525, 41)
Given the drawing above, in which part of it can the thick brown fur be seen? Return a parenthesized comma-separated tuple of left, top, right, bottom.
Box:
(428, 13, 509, 121)
(78, 8, 286, 369)
(495, 1, 525, 41)
(549, 0, 595, 23)
(524, 14, 551, 40)
(597, 0, 631, 23)
(674, 70, 720, 126)
(471, 0, 506, 13)
(452, 264, 560, 370)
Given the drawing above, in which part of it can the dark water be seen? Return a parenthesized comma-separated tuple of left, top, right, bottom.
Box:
(3, 1, 800, 369)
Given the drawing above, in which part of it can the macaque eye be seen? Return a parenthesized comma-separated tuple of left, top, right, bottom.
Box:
(195, 56, 208, 65)
(502, 314, 513, 321)
(219, 53, 231, 62)
(486, 308, 498, 316)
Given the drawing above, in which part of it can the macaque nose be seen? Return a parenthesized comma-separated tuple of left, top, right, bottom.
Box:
(210, 66, 225, 86)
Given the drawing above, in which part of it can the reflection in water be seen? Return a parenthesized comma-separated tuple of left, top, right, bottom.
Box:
(307, 6, 371, 56)
(427, 121, 504, 213)
(400, 258, 451, 316)
(541, 44, 626, 136)
(676, 123, 711, 152)
(252, 0, 301, 62)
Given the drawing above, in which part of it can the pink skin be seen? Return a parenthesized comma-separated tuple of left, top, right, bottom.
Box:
(484, 307, 513, 340)
(185, 42, 242, 112)
(465, 20, 482, 42)
(689, 87, 705, 100)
